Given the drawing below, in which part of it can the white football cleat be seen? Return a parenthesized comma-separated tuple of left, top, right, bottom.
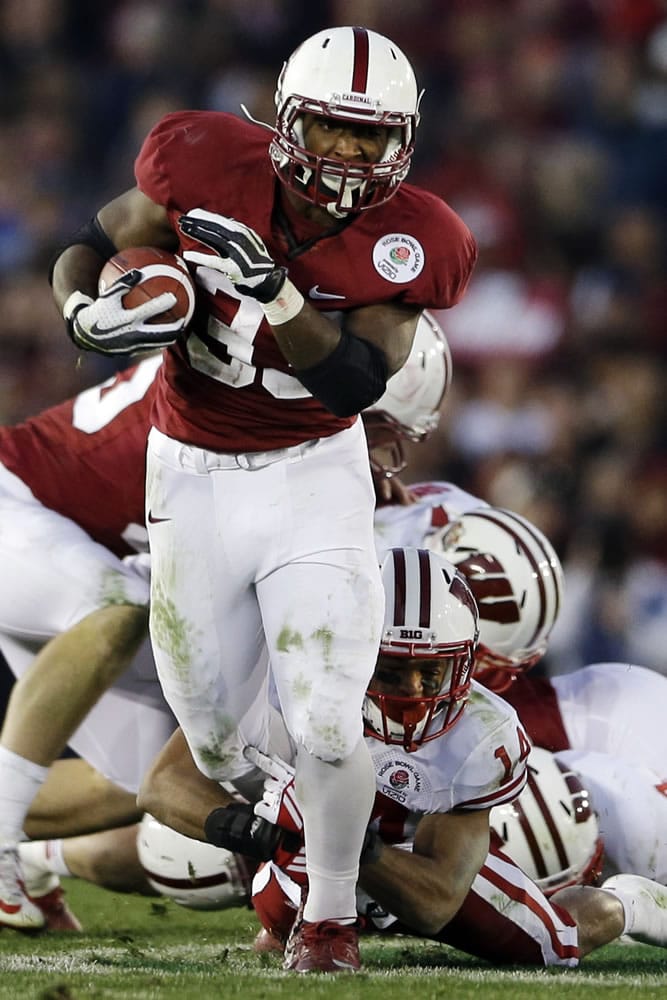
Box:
(602, 874, 667, 947)
(0, 844, 45, 930)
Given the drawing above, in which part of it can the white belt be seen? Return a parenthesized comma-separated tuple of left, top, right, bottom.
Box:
(178, 437, 321, 473)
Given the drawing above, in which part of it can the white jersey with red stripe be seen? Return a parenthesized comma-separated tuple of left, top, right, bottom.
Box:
(373, 481, 485, 560)
(366, 681, 530, 846)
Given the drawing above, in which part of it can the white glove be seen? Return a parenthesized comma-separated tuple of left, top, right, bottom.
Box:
(63, 271, 181, 355)
(243, 746, 303, 835)
(178, 209, 287, 303)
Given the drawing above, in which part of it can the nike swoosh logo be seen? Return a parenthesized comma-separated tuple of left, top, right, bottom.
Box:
(147, 511, 171, 524)
(89, 321, 131, 337)
(308, 285, 346, 300)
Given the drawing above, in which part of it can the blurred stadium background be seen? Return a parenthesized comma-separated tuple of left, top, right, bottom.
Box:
(0, 0, 665, 676)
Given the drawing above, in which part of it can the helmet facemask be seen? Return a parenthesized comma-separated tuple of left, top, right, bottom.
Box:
(364, 548, 478, 752)
(364, 644, 474, 752)
(270, 102, 415, 216)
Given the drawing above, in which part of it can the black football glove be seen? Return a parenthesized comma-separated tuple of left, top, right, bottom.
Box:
(179, 209, 287, 303)
(204, 802, 301, 862)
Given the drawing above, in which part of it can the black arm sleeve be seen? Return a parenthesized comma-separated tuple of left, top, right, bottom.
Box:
(48, 216, 118, 285)
(295, 332, 389, 418)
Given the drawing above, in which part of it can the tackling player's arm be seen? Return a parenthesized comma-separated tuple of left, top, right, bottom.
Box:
(358, 807, 490, 936)
(137, 728, 236, 843)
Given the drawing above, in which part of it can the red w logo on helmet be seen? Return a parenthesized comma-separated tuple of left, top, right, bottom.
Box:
(454, 553, 521, 625)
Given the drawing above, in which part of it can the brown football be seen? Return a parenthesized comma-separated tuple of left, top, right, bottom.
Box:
(98, 247, 196, 326)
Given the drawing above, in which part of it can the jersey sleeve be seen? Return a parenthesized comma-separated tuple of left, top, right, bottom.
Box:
(134, 110, 206, 212)
(453, 711, 530, 811)
(429, 200, 478, 309)
(404, 193, 477, 310)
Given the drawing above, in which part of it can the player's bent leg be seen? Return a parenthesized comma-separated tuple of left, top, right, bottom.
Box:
(46, 824, 151, 893)
(24, 759, 141, 839)
(1, 603, 149, 765)
(439, 848, 580, 966)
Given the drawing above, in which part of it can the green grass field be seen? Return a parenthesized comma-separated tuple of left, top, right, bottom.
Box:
(0, 879, 665, 999)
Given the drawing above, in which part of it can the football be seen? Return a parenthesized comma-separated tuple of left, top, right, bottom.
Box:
(98, 246, 196, 326)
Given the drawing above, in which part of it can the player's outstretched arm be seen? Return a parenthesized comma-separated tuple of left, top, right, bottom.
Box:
(358, 808, 490, 936)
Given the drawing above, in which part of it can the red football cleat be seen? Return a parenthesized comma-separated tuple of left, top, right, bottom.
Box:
(283, 917, 360, 973)
(30, 887, 83, 932)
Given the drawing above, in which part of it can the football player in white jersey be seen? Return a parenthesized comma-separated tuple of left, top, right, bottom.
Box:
(374, 481, 667, 888)
(136, 546, 667, 967)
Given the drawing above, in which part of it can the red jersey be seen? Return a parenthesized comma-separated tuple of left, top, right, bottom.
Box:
(0, 356, 159, 558)
(134, 111, 477, 452)
(500, 673, 570, 753)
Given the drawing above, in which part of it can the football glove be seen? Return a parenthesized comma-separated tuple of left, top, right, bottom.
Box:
(63, 272, 182, 355)
(204, 802, 301, 862)
(243, 746, 303, 836)
(179, 209, 287, 303)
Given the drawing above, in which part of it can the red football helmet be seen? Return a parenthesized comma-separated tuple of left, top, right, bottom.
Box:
(270, 26, 422, 216)
(364, 547, 478, 752)
(363, 311, 453, 478)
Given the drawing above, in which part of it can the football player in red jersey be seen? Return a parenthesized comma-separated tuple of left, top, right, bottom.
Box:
(50, 25, 476, 973)
(0, 355, 172, 928)
(0, 308, 446, 932)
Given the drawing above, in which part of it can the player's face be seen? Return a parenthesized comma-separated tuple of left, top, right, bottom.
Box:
(370, 653, 448, 700)
(301, 114, 389, 164)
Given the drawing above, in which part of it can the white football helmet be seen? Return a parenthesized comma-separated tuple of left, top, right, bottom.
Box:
(137, 814, 252, 911)
(363, 311, 453, 477)
(364, 547, 478, 751)
(271, 26, 422, 215)
(433, 507, 564, 691)
(490, 747, 604, 896)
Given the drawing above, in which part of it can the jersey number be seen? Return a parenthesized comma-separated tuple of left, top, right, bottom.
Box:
(185, 266, 310, 399)
(494, 727, 532, 783)
(71, 355, 162, 433)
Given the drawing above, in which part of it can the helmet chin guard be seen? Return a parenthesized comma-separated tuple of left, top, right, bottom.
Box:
(271, 26, 421, 215)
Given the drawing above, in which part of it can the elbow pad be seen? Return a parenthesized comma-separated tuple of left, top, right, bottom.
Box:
(295, 332, 389, 417)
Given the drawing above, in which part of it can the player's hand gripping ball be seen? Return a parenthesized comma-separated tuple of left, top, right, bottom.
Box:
(98, 247, 196, 327)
